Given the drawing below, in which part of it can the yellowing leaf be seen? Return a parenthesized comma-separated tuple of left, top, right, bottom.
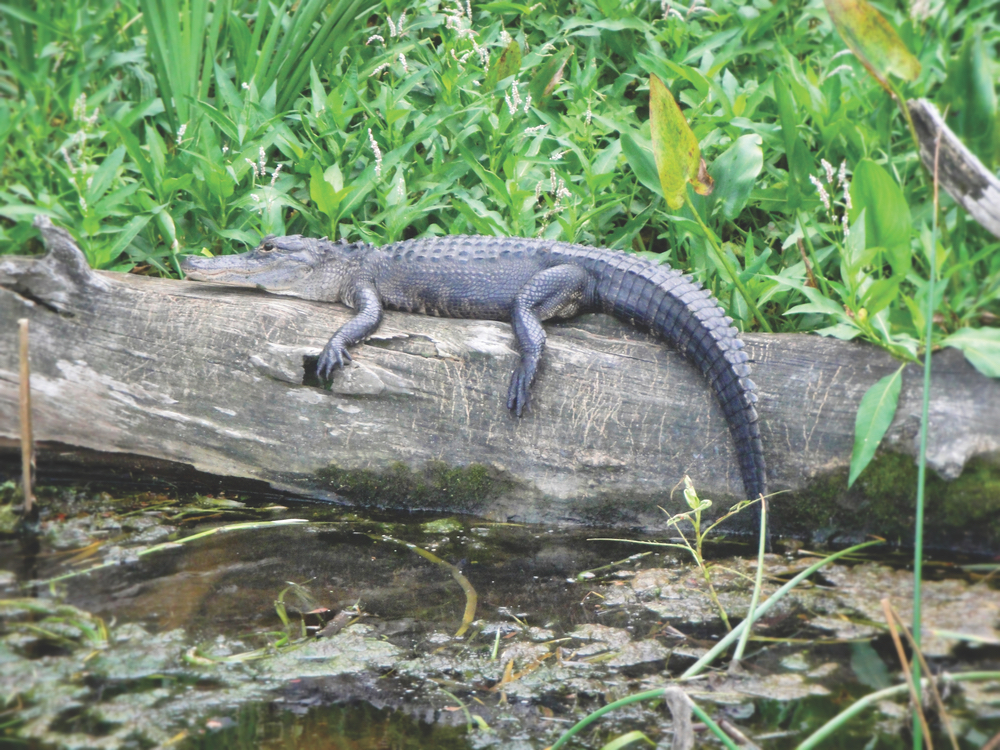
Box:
(824, 0, 920, 90)
(528, 47, 572, 103)
(485, 38, 522, 92)
(649, 75, 702, 210)
(692, 158, 714, 196)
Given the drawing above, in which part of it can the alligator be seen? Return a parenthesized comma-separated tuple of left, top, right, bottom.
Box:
(181, 235, 767, 502)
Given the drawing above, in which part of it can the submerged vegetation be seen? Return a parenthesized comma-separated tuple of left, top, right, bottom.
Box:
(0, 489, 998, 748)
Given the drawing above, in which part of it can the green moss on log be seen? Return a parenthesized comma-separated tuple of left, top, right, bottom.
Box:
(315, 460, 516, 514)
(771, 452, 1000, 546)
(314, 451, 1000, 548)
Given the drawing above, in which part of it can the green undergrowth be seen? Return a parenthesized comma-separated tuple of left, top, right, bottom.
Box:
(1, 0, 998, 362)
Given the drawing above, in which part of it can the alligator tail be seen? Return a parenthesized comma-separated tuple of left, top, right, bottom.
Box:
(562, 247, 767, 502)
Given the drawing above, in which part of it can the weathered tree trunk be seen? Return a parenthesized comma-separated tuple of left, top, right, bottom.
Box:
(909, 98, 1000, 239)
(2, 220, 999, 545)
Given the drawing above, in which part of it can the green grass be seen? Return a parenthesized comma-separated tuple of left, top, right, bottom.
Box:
(1, 0, 998, 351)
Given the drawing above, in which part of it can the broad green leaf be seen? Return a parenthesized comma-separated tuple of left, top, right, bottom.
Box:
(0, 205, 55, 220)
(213, 62, 244, 117)
(93, 183, 140, 214)
(823, 0, 919, 90)
(160, 175, 194, 194)
(849, 159, 911, 255)
(884, 241, 912, 277)
(592, 141, 622, 175)
(901, 294, 925, 334)
(849, 365, 904, 487)
(860, 275, 903, 316)
(134, 193, 179, 251)
(840, 209, 870, 283)
(106, 215, 153, 259)
(187, 149, 234, 202)
(485, 39, 521, 92)
(457, 143, 510, 205)
(649, 75, 704, 210)
(773, 75, 804, 207)
(781, 283, 849, 320)
(85, 146, 125, 205)
(621, 132, 663, 197)
(773, 72, 798, 161)
(528, 47, 572, 103)
(326, 163, 344, 193)
(310, 163, 338, 216)
(309, 62, 327, 113)
(563, 17, 649, 32)
(785, 301, 847, 318)
(107, 120, 158, 194)
(652, 58, 710, 98)
(145, 122, 168, 180)
(479, 1, 535, 11)
(816, 323, 863, 340)
(942, 327, 1000, 378)
(0, 3, 60, 34)
(709, 134, 763, 220)
(453, 199, 507, 235)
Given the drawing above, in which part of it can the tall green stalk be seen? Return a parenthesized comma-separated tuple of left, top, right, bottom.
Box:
(909, 115, 943, 750)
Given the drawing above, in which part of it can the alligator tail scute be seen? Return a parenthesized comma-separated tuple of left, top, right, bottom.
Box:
(551, 244, 767, 502)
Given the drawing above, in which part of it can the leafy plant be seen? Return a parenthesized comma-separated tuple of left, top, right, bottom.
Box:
(594, 477, 761, 630)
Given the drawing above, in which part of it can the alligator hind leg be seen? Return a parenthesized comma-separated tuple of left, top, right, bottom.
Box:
(507, 264, 594, 416)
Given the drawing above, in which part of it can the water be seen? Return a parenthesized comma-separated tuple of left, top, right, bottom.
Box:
(0, 483, 998, 749)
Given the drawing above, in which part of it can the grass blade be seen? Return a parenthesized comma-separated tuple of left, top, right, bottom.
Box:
(681, 540, 884, 678)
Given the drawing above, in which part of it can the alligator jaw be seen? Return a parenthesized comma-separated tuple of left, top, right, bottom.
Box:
(180, 254, 313, 289)
(181, 264, 257, 286)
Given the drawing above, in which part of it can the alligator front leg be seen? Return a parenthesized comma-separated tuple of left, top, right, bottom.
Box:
(318, 284, 384, 381)
(507, 264, 593, 416)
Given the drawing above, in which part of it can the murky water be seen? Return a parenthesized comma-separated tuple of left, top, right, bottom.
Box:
(1, 484, 998, 749)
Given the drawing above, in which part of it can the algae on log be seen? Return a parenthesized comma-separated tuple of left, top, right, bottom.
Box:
(1, 219, 999, 544)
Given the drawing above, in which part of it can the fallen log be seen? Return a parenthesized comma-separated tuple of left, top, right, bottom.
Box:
(2, 220, 999, 547)
(909, 98, 1000, 239)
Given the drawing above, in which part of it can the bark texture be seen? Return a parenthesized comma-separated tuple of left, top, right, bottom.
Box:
(2, 220, 999, 539)
(909, 98, 1000, 238)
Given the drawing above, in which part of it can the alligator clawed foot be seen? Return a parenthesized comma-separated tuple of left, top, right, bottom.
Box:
(317, 343, 353, 382)
(506, 365, 534, 417)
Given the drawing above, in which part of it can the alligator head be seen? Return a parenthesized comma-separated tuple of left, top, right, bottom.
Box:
(181, 235, 362, 302)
